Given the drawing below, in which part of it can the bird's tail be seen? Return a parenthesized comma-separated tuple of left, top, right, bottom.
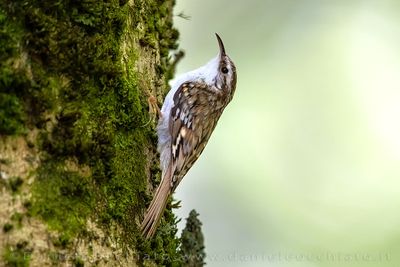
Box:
(141, 165, 172, 239)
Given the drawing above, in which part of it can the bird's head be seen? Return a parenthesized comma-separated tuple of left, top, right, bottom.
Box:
(214, 33, 237, 96)
(201, 34, 237, 99)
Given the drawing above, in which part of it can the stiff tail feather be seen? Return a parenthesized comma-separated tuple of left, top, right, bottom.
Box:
(141, 165, 173, 239)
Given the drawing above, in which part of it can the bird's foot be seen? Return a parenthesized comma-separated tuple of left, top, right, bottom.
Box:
(143, 95, 162, 127)
(148, 95, 162, 119)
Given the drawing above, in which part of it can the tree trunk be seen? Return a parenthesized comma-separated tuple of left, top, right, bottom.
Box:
(0, 0, 183, 266)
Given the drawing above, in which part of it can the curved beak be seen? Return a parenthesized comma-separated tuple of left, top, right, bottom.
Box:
(215, 33, 226, 57)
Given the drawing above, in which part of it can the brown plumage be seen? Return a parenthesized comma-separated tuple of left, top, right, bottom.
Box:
(141, 34, 237, 238)
(141, 164, 173, 238)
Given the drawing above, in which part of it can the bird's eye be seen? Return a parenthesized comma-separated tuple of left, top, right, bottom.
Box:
(221, 66, 229, 74)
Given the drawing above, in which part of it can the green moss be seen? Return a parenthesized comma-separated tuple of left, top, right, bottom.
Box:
(2, 242, 31, 267)
(0, 158, 11, 165)
(1, 0, 181, 264)
(73, 256, 84, 267)
(0, 27, 29, 134)
(10, 213, 23, 228)
(0, 94, 26, 135)
(52, 233, 72, 249)
(30, 162, 94, 241)
(7, 176, 23, 193)
(3, 223, 13, 233)
(48, 251, 65, 265)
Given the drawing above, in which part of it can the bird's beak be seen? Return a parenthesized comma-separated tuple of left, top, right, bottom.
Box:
(215, 33, 226, 57)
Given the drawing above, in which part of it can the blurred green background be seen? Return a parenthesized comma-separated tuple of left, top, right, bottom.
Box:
(173, 1, 400, 266)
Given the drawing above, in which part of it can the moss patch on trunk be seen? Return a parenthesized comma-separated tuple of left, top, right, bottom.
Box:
(0, 0, 183, 265)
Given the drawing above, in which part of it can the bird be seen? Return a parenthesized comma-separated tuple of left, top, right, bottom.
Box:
(141, 33, 237, 239)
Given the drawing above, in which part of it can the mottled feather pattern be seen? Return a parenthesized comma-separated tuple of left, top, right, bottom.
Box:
(141, 34, 237, 238)
(169, 81, 226, 190)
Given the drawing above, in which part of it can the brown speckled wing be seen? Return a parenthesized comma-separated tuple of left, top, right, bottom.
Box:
(169, 81, 223, 190)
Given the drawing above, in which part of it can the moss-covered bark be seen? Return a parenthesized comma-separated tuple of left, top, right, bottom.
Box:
(0, 0, 184, 265)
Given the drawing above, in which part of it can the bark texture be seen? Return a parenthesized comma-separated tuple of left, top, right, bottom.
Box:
(0, 0, 184, 265)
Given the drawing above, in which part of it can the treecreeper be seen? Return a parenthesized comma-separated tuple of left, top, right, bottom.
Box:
(141, 33, 237, 238)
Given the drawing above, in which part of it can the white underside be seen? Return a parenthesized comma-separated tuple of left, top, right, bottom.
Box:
(157, 54, 220, 174)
